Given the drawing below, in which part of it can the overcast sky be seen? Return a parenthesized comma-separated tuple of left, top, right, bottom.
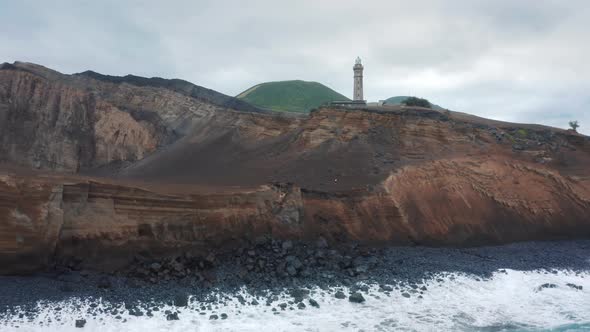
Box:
(1, 0, 589, 134)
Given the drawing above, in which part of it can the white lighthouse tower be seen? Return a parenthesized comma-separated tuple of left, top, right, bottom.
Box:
(329, 57, 367, 107)
(353, 56, 364, 102)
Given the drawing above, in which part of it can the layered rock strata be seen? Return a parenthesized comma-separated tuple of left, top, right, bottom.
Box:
(1, 62, 589, 275)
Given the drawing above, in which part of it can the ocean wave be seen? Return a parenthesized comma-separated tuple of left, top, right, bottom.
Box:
(1, 269, 588, 332)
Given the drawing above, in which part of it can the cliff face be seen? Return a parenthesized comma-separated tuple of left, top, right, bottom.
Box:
(1, 152, 589, 274)
(0, 62, 589, 274)
(0, 173, 63, 274)
(0, 62, 274, 172)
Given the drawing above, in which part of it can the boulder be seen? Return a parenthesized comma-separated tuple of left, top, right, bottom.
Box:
(308, 298, 320, 308)
(174, 293, 189, 307)
(166, 312, 179, 321)
(566, 283, 583, 290)
(379, 284, 393, 292)
(348, 292, 365, 303)
(335, 291, 346, 299)
(282, 241, 293, 251)
(536, 283, 558, 291)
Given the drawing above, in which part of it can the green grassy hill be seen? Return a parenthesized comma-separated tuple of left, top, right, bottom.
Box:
(236, 80, 349, 113)
(384, 96, 444, 110)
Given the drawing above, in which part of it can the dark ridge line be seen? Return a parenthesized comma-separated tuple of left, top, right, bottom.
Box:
(0, 62, 54, 80)
(0, 62, 17, 70)
(73, 70, 275, 115)
(0, 61, 291, 117)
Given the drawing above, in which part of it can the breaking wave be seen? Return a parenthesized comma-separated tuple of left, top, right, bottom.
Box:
(1, 269, 588, 331)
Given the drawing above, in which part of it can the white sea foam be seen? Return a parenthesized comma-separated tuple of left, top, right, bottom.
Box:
(2, 269, 589, 332)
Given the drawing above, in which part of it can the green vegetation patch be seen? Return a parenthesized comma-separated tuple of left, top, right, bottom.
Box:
(402, 96, 432, 108)
(236, 80, 349, 113)
(516, 129, 528, 138)
(384, 96, 444, 110)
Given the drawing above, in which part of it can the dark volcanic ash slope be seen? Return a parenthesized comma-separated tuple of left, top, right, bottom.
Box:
(0, 62, 590, 275)
(120, 105, 590, 192)
(116, 105, 590, 247)
(119, 107, 450, 190)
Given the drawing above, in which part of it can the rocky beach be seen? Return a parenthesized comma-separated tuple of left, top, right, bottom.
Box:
(1, 240, 589, 331)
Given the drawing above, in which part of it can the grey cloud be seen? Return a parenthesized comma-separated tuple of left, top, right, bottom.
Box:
(0, 0, 588, 133)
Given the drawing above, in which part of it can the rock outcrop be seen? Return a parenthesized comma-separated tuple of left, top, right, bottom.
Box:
(0, 61, 277, 172)
(0, 62, 589, 274)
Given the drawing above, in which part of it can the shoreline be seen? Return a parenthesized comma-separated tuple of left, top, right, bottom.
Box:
(1, 240, 588, 314)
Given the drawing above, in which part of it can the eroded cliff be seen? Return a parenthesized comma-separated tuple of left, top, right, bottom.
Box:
(1, 62, 589, 274)
(0, 61, 280, 172)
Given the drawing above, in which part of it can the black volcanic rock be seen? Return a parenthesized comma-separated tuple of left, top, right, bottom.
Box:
(173, 293, 189, 307)
(348, 292, 365, 303)
(166, 312, 179, 320)
(308, 298, 320, 308)
(75, 319, 86, 328)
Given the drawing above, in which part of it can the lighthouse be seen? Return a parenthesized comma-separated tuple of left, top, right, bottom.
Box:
(329, 57, 367, 107)
(353, 56, 364, 102)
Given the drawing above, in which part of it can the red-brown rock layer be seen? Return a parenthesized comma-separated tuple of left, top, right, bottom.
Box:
(0, 62, 589, 274)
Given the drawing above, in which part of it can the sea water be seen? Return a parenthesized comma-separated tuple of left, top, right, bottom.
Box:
(1, 269, 588, 332)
